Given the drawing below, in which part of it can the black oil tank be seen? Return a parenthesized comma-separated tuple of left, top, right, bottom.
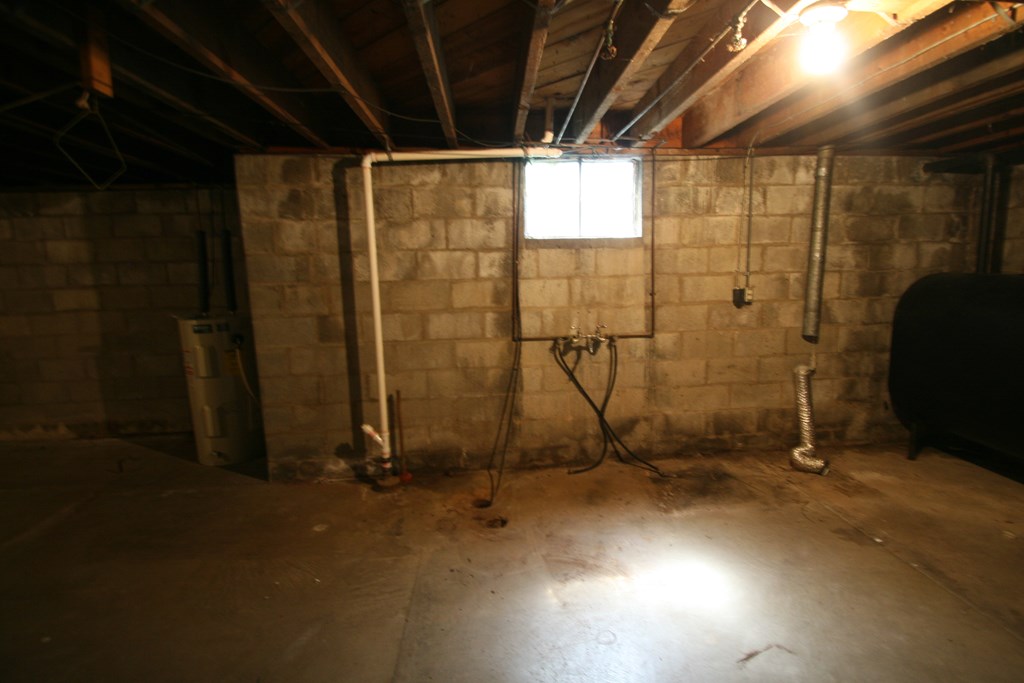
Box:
(888, 273, 1024, 459)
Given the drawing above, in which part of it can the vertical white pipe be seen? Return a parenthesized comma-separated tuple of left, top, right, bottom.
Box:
(359, 147, 560, 475)
(361, 157, 391, 465)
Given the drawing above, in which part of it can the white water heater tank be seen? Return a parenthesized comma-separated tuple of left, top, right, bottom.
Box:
(178, 316, 263, 466)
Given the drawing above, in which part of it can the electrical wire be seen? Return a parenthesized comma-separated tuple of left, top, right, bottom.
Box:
(484, 340, 522, 505)
(484, 161, 525, 505)
(738, 133, 758, 290)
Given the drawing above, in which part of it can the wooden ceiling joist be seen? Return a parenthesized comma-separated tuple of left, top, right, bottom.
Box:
(681, 0, 952, 148)
(798, 46, 1024, 148)
(401, 0, 458, 148)
(267, 0, 392, 150)
(513, 0, 555, 142)
(621, 0, 811, 144)
(121, 0, 328, 148)
(79, 4, 114, 98)
(942, 120, 1024, 154)
(731, 1, 1024, 148)
(908, 102, 1024, 148)
(569, 0, 694, 144)
(1, 74, 214, 168)
(1, 1, 262, 149)
(3, 112, 188, 181)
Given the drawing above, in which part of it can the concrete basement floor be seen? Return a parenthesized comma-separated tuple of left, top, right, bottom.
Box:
(0, 438, 1022, 682)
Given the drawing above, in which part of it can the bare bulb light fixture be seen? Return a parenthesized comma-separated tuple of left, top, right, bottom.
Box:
(799, 1, 849, 75)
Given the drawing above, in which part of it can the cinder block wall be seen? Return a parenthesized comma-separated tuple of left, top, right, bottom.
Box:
(236, 154, 980, 481)
(0, 188, 243, 438)
(1005, 167, 1024, 271)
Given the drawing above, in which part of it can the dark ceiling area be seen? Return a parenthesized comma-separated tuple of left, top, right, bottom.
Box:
(0, 0, 1022, 188)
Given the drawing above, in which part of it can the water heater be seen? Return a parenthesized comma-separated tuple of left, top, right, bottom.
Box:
(178, 315, 263, 466)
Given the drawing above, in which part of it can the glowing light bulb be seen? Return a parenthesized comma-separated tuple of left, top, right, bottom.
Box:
(799, 1, 848, 76)
(800, 21, 846, 75)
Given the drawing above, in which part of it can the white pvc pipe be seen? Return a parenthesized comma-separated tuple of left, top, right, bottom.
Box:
(360, 147, 562, 472)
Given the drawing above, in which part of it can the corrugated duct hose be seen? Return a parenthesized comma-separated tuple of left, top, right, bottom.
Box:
(791, 365, 828, 474)
(551, 337, 675, 478)
(790, 145, 835, 475)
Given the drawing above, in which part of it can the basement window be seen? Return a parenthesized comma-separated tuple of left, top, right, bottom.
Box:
(524, 158, 641, 239)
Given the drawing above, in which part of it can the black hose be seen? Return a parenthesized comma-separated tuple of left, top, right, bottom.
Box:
(196, 230, 210, 316)
(485, 339, 521, 505)
(552, 338, 674, 477)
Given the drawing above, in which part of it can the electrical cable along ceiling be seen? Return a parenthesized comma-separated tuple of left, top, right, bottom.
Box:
(0, 0, 1021, 187)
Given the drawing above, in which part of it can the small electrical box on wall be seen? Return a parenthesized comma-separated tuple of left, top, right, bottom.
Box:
(732, 286, 754, 308)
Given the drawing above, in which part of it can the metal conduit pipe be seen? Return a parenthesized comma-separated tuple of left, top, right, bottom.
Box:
(801, 145, 835, 343)
(790, 365, 828, 474)
(791, 145, 835, 475)
(360, 147, 562, 475)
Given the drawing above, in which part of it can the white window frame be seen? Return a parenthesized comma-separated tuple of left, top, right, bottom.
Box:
(523, 157, 642, 240)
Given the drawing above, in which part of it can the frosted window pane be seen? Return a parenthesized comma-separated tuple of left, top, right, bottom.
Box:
(524, 158, 639, 239)
(525, 161, 580, 239)
(580, 161, 638, 238)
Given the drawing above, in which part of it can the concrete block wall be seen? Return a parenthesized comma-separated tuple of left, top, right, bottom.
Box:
(0, 188, 243, 439)
(236, 154, 980, 481)
(1005, 167, 1024, 272)
(235, 156, 354, 481)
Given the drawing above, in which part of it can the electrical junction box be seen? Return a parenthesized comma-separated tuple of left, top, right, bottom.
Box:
(178, 315, 264, 466)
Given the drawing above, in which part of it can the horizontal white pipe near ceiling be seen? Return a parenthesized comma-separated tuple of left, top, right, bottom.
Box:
(360, 147, 563, 473)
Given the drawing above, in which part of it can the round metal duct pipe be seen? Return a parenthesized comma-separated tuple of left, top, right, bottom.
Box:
(801, 145, 836, 343)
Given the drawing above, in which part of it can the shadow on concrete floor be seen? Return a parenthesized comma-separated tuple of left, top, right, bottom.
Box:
(119, 433, 269, 482)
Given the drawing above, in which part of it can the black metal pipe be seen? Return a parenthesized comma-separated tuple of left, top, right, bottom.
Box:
(221, 227, 237, 313)
(196, 230, 210, 316)
(801, 146, 836, 343)
(976, 154, 1000, 274)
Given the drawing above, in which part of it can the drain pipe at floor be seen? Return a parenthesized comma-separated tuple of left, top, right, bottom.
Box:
(791, 145, 834, 475)
(359, 147, 562, 476)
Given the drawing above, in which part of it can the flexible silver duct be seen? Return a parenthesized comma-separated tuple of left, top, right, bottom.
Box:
(801, 145, 836, 343)
(790, 365, 828, 475)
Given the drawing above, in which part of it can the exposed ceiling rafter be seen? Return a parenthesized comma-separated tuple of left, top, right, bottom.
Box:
(1, 0, 263, 150)
(727, 1, 1024, 148)
(681, 0, 952, 147)
(267, 0, 392, 150)
(401, 0, 458, 148)
(119, 0, 329, 147)
(808, 47, 1024, 147)
(513, 0, 556, 142)
(569, 0, 694, 144)
(621, 0, 812, 143)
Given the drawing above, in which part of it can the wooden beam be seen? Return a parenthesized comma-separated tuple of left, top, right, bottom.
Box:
(908, 102, 1024, 147)
(570, 0, 693, 144)
(2, 1, 262, 149)
(400, 0, 458, 148)
(622, 0, 811, 143)
(267, 0, 391, 150)
(79, 4, 113, 97)
(0, 75, 214, 168)
(120, 0, 328, 147)
(513, 0, 555, 142)
(802, 48, 1024, 147)
(940, 120, 1024, 154)
(1, 113, 189, 181)
(682, 0, 951, 147)
(734, 2, 1024, 147)
(0, 133, 106, 182)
